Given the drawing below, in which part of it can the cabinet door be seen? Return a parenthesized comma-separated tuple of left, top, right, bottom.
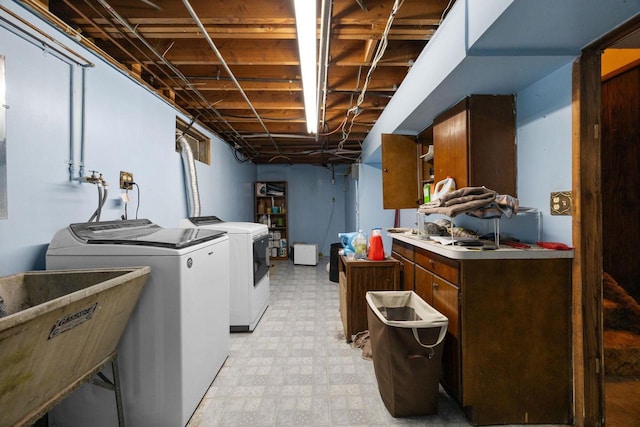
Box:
(339, 271, 348, 339)
(391, 252, 415, 291)
(381, 133, 420, 209)
(414, 264, 433, 305)
(433, 95, 516, 196)
(467, 95, 516, 196)
(433, 99, 469, 188)
(432, 276, 461, 402)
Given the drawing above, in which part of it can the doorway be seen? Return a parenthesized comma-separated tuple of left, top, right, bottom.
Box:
(600, 44, 640, 426)
(575, 16, 640, 426)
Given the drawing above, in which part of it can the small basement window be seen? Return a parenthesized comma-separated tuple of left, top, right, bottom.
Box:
(176, 118, 211, 165)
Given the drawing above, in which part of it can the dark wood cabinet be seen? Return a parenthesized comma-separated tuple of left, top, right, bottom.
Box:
(431, 275, 461, 402)
(382, 95, 516, 210)
(414, 265, 433, 305)
(338, 256, 399, 342)
(390, 238, 415, 292)
(392, 237, 572, 425)
(433, 95, 516, 196)
(381, 133, 421, 209)
(460, 258, 572, 425)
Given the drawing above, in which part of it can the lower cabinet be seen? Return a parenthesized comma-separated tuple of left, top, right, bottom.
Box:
(414, 246, 462, 402)
(414, 264, 433, 304)
(431, 274, 461, 402)
(391, 239, 415, 291)
(392, 239, 573, 426)
(338, 256, 399, 342)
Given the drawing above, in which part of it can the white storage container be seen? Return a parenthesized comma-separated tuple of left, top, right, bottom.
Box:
(293, 243, 318, 266)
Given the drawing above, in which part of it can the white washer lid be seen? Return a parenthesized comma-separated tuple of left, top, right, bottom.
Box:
(182, 217, 268, 235)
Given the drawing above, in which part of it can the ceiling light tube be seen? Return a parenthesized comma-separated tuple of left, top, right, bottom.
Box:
(294, 0, 317, 134)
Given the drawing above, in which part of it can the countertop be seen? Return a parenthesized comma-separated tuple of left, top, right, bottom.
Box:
(390, 232, 574, 260)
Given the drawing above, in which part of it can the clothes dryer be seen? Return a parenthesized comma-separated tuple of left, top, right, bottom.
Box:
(45, 219, 230, 427)
(180, 216, 269, 332)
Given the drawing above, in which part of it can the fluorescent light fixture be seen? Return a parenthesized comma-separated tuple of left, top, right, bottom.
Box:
(294, 0, 317, 134)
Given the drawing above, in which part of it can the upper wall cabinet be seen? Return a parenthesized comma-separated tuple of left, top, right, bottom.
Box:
(433, 95, 516, 196)
(381, 134, 420, 209)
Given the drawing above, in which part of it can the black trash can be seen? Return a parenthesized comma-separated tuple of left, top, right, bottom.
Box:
(366, 291, 448, 417)
(329, 242, 342, 282)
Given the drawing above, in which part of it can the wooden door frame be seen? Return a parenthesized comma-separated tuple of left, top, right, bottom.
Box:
(572, 48, 603, 427)
(573, 15, 640, 427)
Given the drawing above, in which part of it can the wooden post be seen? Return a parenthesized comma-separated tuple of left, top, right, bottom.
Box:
(572, 49, 604, 427)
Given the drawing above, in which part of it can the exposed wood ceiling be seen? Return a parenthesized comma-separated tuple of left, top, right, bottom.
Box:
(24, 0, 453, 164)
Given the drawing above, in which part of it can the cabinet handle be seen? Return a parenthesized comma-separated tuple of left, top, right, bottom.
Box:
(433, 282, 439, 289)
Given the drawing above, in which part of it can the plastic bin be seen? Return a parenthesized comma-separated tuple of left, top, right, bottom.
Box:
(0, 267, 150, 427)
(329, 242, 342, 282)
(366, 291, 448, 417)
(293, 243, 318, 265)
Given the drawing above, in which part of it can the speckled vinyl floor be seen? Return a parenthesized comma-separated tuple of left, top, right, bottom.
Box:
(187, 258, 469, 427)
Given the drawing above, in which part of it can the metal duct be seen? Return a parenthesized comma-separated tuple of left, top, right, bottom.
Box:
(177, 134, 201, 217)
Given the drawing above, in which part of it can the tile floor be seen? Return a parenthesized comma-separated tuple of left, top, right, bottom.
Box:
(187, 258, 470, 427)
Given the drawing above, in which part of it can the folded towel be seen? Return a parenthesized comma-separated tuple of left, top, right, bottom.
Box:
(467, 194, 519, 219)
(419, 187, 497, 217)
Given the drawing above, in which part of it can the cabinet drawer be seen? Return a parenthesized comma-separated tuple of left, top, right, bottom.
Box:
(415, 247, 459, 284)
(392, 239, 415, 261)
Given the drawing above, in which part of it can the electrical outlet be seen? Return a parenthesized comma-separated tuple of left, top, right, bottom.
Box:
(119, 171, 134, 190)
(550, 191, 572, 215)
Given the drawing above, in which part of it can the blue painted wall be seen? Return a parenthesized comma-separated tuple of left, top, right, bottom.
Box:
(1, 0, 636, 276)
(0, 1, 256, 275)
(257, 164, 348, 256)
(372, 64, 575, 245)
(515, 63, 573, 243)
(408, 63, 575, 244)
(354, 0, 640, 246)
(344, 163, 397, 256)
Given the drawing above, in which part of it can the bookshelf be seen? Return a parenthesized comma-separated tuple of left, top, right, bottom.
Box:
(255, 181, 288, 260)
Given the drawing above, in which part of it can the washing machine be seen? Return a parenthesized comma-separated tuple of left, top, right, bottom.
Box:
(180, 216, 269, 332)
(45, 219, 230, 427)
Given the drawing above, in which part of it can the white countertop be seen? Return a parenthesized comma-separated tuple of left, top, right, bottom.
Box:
(390, 232, 574, 260)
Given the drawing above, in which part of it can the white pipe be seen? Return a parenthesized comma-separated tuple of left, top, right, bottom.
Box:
(69, 63, 74, 181)
(177, 135, 201, 217)
(79, 67, 87, 179)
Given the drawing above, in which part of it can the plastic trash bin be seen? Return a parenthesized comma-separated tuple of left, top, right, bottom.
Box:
(366, 290, 448, 417)
(329, 242, 342, 282)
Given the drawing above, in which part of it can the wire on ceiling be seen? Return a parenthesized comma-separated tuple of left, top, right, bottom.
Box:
(180, 0, 283, 156)
(139, 0, 162, 11)
(60, 0, 260, 162)
(337, 0, 406, 150)
(440, 0, 455, 24)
